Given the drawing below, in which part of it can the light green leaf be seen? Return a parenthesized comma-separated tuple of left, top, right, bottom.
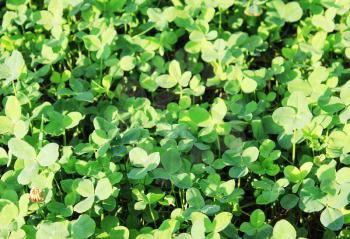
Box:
(242, 147, 259, 162)
(95, 178, 113, 200)
(179, 71, 192, 87)
(272, 219, 296, 239)
(274, 1, 303, 23)
(36, 221, 69, 239)
(0, 116, 13, 134)
(211, 98, 227, 122)
(340, 81, 350, 105)
(82, 35, 101, 51)
(48, 0, 63, 17)
(169, 60, 182, 80)
(0, 147, 8, 166)
(129, 147, 148, 168)
(3, 50, 25, 83)
(110, 226, 130, 239)
(312, 15, 335, 32)
(284, 166, 300, 183)
(156, 74, 177, 89)
(5, 96, 21, 121)
(0, 199, 18, 225)
(18, 163, 39, 185)
(213, 212, 232, 232)
(272, 107, 296, 131)
(8, 138, 36, 161)
(320, 207, 344, 231)
(119, 56, 135, 71)
(241, 77, 257, 93)
(37, 143, 59, 167)
(76, 179, 95, 197)
(73, 196, 94, 213)
(191, 219, 205, 239)
(13, 120, 29, 138)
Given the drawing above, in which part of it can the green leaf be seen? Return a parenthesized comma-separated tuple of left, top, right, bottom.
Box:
(284, 166, 300, 183)
(76, 179, 95, 197)
(320, 207, 344, 231)
(8, 138, 36, 161)
(217, 179, 235, 196)
(186, 188, 205, 208)
(0, 147, 8, 165)
(110, 226, 130, 239)
(213, 212, 232, 232)
(127, 168, 148, 179)
(37, 143, 59, 167)
(71, 214, 96, 239)
(82, 35, 101, 51)
(189, 106, 212, 127)
(95, 178, 113, 200)
(250, 209, 265, 228)
(5, 96, 21, 121)
(272, 219, 296, 239)
(280, 194, 299, 209)
(161, 148, 182, 174)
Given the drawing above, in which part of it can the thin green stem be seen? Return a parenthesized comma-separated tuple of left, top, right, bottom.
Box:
(54, 178, 63, 201)
(216, 136, 221, 158)
(292, 128, 297, 164)
(132, 25, 154, 38)
(11, 81, 17, 96)
(149, 205, 157, 228)
(171, 183, 179, 208)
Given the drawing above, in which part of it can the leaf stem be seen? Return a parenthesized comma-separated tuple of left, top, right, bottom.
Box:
(148, 204, 157, 228)
(216, 136, 221, 158)
(292, 128, 297, 164)
(11, 81, 18, 96)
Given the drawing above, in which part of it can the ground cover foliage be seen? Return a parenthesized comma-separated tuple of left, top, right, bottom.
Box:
(2, 0, 350, 238)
